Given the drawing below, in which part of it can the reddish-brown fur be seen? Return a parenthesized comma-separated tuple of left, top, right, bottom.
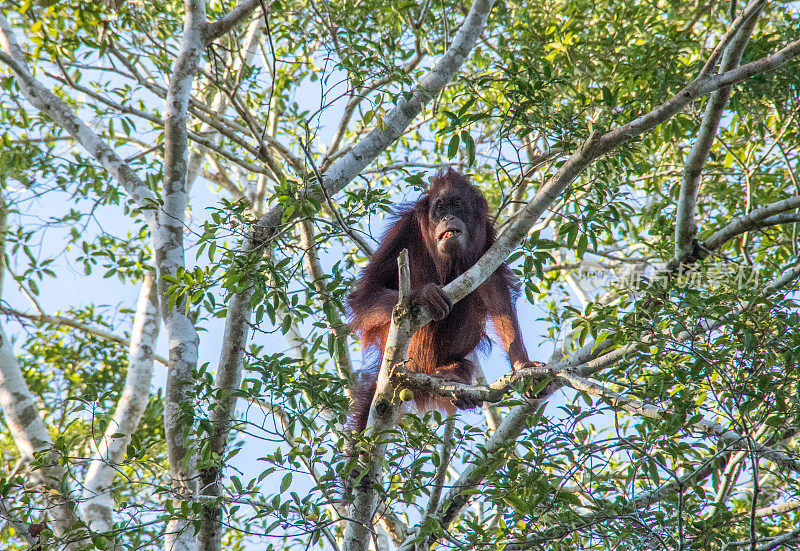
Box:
(346, 169, 530, 433)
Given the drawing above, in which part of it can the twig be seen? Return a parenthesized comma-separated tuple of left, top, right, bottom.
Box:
(560, 372, 800, 475)
(0, 306, 169, 366)
(298, 134, 374, 256)
(424, 416, 456, 517)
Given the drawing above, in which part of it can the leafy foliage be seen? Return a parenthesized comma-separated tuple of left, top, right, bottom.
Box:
(0, 0, 799, 549)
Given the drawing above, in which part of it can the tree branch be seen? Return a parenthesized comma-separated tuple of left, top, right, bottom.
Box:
(675, 0, 764, 258)
(0, 322, 83, 548)
(0, 306, 169, 366)
(160, 1, 206, 549)
(377, 507, 409, 547)
(754, 499, 800, 518)
(560, 372, 800, 475)
(198, 266, 254, 551)
(188, 17, 266, 190)
(697, 0, 766, 79)
(753, 528, 800, 551)
(203, 0, 263, 44)
(431, 262, 800, 532)
(702, 196, 800, 254)
(253, 0, 499, 239)
(298, 218, 354, 379)
(80, 270, 160, 535)
(343, 249, 413, 551)
(392, 363, 553, 404)
(0, 15, 156, 212)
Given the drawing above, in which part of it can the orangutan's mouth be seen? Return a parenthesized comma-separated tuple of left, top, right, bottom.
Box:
(438, 229, 461, 241)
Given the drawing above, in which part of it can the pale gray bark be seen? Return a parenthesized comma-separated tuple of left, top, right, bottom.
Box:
(754, 499, 800, 518)
(0, 191, 6, 297)
(560, 372, 800, 474)
(674, 0, 764, 258)
(377, 506, 409, 546)
(203, 0, 261, 44)
(0, 499, 36, 546)
(0, 322, 83, 548)
(393, 363, 552, 404)
(697, 0, 767, 79)
(375, 525, 391, 551)
(80, 270, 160, 539)
(711, 426, 771, 516)
(0, 15, 156, 213)
(0, 306, 169, 366)
(299, 218, 353, 379)
(187, 17, 266, 190)
(752, 529, 800, 551)
(475, 360, 503, 431)
(160, 1, 206, 549)
(253, 0, 499, 237)
(703, 196, 800, 252)
(343, 249, 413, 551)
(197, 281, 253, 551)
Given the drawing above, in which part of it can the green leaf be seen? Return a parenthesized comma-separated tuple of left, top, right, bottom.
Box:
(280, 473, 292, 493)
(461, 130, 475, 167)
(577, 234, 588, 258)
(447, 134, 460, 159)
(601, 85, 614, 106)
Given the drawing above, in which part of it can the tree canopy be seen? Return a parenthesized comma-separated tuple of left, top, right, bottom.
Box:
(0, 0, 799, 550)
